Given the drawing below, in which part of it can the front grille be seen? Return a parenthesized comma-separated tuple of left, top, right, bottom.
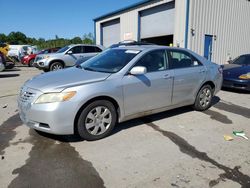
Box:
(20, 90, 36, 103)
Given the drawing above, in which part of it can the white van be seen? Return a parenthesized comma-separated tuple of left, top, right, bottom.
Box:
(8, 45, 37, 61)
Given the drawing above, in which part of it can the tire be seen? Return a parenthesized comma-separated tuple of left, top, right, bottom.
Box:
(28, 59, 35, 67)
(193, 85, 213, 111)
(77, 100, 117, 141)
(50, 62, 63, 71)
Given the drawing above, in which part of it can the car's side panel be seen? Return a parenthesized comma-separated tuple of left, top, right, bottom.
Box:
(172, 67, 206, 105)
(122, 70, 174, 117)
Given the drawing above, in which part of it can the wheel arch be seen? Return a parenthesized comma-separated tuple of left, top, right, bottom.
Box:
(49, 59, 65, 68)
(73, 96, 121, 134)
(201, 81, 215, 92)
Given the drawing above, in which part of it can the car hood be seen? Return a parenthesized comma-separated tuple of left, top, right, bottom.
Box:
(223, 64, 250, 78)
(25, 67, 111, 93)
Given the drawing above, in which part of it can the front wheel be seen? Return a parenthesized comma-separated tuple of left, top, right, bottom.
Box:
(50, 62, 63, 71)
(77, 100, 117, 141)
(193, 85, 213, 111)
(28, 59, 35, 67)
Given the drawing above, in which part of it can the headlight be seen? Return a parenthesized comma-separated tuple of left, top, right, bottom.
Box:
(35, 91, 76, 104)
(239, 73, 250, 80)
(40, 55, 50, 60)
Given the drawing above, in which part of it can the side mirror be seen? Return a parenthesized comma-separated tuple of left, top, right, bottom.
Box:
(130, 66, 147, 75)
(67, 50, 73, 55)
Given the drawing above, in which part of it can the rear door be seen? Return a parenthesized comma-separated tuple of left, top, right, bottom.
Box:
(122, 50, 174, 116)
(83, 46, 102, 59)
(168, 50, 206, 105)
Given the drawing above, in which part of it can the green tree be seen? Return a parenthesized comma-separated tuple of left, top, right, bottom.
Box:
(0, 33, 7, 43)
(7, 31, 27, 44)
(71, 37, 82, 44)
(0, 31, 95, 50)
(82, 33, 94, 44)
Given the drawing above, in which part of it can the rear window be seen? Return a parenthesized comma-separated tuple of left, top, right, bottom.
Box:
(84, 46, 102, 53)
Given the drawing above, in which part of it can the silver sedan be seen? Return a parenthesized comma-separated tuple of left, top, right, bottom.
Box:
(18, 46, 222, 140)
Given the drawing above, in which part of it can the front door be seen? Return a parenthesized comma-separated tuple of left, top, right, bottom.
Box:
(122, 50, 174, 117)
(64, 46, 84, 67)
(204, 35, 213, 61)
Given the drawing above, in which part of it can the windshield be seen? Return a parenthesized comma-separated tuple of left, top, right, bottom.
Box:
(39, 50, 49, 54)
(80, 49, 140, 73)
(57, 46, 70, 53)
(232, 55, 250, 65)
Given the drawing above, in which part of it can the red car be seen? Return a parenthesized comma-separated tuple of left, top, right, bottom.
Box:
(21, 47, 60, 67)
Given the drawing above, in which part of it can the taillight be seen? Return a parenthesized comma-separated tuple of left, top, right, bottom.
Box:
(218, 66, 223, 74)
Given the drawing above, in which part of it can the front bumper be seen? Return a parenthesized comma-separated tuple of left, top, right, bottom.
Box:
(21, 58, 29, 65)
(18, 87, 77, 135)
(223, 78, 250, 91)
(33, 59, 49, 70)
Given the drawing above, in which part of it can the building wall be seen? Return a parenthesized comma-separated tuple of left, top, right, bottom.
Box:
(173, 0, 188, 48)
(95, 0, 176, 46)
(188, 0, 250, 64)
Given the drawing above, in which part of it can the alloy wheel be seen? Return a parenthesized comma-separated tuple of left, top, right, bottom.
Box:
(85, 106, 112, 136)
(199, 88, 212, 108)
(52, 64, 63, 71)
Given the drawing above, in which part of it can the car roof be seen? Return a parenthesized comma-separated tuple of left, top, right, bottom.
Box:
(112, 45, 189, 52)
(68, 44, 99, 48)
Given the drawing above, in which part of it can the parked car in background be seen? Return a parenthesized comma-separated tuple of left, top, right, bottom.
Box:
(0, 52, 5, 72)
(223, 54, 250, 91)
(22, 47, 60, 67)
(109, 40, 154, 48)
(34, 44, 104, 72)
(8, 45, 34, 62)
(18, 46, 222, 141)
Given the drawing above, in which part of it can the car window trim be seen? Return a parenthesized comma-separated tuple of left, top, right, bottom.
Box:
(167, 49, 204, 70)
(125, 49, 169, 76)
(70, 46, 83, 54)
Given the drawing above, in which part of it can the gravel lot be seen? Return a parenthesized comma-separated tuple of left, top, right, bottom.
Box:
(0, 67, 250, 188)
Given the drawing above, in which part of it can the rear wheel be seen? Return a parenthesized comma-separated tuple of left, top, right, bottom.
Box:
(77, 100, 117, 141)
(28, 59, 35, 67)
(193, 85, 213, 111)
(50, 62, 63, 71)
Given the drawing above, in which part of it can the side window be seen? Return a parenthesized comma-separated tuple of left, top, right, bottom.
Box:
(71, 46, 82, 54)
(95, 47, 103, 52)
(168, 50, 202, 69)
(84, 46, 96, 53)
(134, 50, 168, 73)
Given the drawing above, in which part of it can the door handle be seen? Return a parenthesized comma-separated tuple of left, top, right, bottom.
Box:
(163, 74, 173, 79)
(199, 69, 206, 73)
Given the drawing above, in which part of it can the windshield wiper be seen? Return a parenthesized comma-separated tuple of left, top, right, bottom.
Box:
(75, 64, 82, 69)
(83, 67, 97, 72)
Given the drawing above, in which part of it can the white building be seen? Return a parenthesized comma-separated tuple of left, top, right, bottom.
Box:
(94, 0, 250, 64)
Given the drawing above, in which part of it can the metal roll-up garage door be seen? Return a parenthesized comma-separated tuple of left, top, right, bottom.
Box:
(140, 2, 175, 39)
(101, 19, 120, 47)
